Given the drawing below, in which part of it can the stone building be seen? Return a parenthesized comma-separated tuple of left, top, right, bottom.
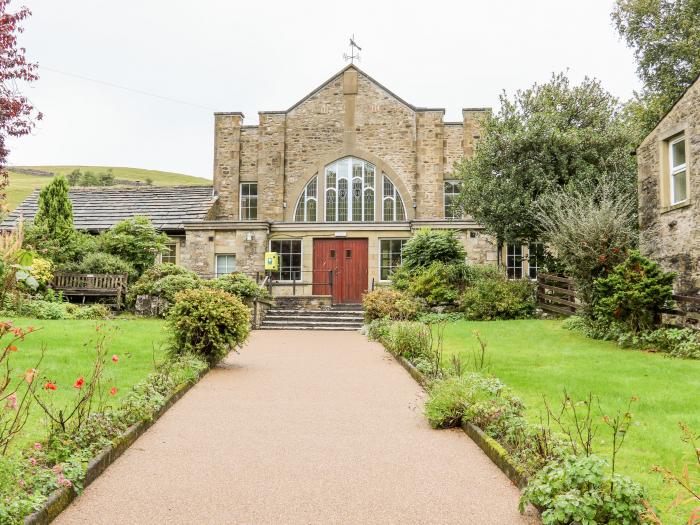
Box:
(10, 65, 538, 303)
(637, 73, 700, 294)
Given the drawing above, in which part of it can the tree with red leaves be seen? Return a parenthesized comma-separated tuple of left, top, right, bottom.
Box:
(0, 0, 41, 212)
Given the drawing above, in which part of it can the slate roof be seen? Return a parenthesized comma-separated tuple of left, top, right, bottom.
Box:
(2, 185, 217, 231)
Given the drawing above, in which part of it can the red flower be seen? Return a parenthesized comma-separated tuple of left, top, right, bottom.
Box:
(44, 382, 57, 391)
(73, 377, 84, 389)
(109, 387, 117, 396)
(7, 345, 17, 352)
(111, 354, 119, 363)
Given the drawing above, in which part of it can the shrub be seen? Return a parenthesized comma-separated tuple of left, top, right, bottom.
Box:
(460, 277, 535, 320)
(363, 317, 392, 343)
(61, 251, 138, 282)
(150, 274, 201, 304)
(619, 327, 700, 359)
(401, 228, 466, 270)
(13, 300, 73, 320)
(594, 251, 675, 332)
(424, 373, 515, 429)
(27, 256, 53, 291)
(98, 216, 168, 275)
(205, 272, 269, 301)
(73, 304, 110, 320)
(536, 182, 637, 310)
(520, 454, 647, 525)
(126, 263, 197, 304)
(167, 288, 251, 365)
(388, 321, 431, 360)
(407, 262, 464, 307)
(362, 288, 419, 322)
(23, 225, 98, 267)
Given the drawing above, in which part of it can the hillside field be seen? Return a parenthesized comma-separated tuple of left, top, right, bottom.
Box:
(5, 165, 211, 209)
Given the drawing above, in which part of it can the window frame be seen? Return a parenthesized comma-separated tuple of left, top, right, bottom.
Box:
(215, 254, 236, 277)
(669, 134, 688, 206)
(239, 182, 258, 221)
(444, 180, 462, 220)
(160, 242, 178, 265)
(378, 238, 407, 282)
(382, 174, 407, 222)
(268, 239, 302, 282)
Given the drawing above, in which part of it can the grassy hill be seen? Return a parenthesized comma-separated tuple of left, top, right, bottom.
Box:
(5, 165, 211, 210)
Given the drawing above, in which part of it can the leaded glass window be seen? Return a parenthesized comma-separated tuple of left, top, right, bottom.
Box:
(382, 174, 406, 221)
(294, 177, 318, 222)
(325, 157, 377, 222)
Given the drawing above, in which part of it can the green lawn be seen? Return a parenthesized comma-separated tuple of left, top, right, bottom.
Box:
(6, 166, 211, 210)
(5, 317, 168, 449)
(440, 319, 700, 522)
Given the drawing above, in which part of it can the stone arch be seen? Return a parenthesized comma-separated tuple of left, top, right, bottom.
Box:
(284, 147, 414, 222)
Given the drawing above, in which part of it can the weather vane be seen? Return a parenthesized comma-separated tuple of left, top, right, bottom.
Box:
(343, 35, 361, 64)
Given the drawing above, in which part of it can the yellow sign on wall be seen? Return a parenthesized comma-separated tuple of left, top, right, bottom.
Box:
(264, 251, 279, 271)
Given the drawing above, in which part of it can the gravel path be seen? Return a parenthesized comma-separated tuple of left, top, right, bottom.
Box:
(55, 330, 537, 524)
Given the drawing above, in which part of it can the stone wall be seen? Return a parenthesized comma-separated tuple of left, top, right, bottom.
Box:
(181, 227, 268, 277)
(637, 79, 700, 294)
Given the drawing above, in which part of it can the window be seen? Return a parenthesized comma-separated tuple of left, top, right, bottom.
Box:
(506, 243, 523, 279)
(160, 242, 178, 265)
(382, 174, 406, 221)
(528, 243, 544, 280)
(270, 239, 301, 281)
(216, 254, 236, 276)
(380, 239, 407, 281)
(670, 135, 687, 205)
(239, 183, 258, 220)
(294, 177, 318, 222)
(324, 157, 376, 222)
(444, 180, 462, 219)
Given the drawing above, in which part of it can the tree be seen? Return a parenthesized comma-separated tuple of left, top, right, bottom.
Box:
(33, 175, 74, 238)
(613, 0, 700, 136)
(455, 73, 637, 246)
(536, 182, 637, 312)
(0, 0, 42, 211)
(98, 216, 167, 275)
(401, 228, 466, 270)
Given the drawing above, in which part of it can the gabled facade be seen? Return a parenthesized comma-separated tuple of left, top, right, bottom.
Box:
(637, 74, 700, 294)
(181, 65, 498, 302)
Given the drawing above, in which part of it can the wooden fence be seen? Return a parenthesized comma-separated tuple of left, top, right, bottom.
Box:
(537, 273, 700, 328)
(537, 273, 579, 316)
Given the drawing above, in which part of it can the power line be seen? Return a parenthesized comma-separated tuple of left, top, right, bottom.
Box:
(39, 65, 217, 111)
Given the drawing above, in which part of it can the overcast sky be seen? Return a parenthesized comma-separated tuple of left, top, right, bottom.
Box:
(7, 0, 641, 179)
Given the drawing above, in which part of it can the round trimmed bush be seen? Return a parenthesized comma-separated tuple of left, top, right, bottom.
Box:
(127, 263, 197, 304)
(167, 288, 250, 365)
(460, 277, 535, 320)
(205, 272, 269, 301)
(150, 274, 201, 304)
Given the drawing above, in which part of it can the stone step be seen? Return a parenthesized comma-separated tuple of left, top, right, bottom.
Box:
(266, 308, 363, 315)
(261, 319, 363, 328)
(265, 313, 364, 321)
(260, 326, 360, 331)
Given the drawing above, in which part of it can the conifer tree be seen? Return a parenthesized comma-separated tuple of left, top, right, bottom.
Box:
(34, 176, 73, 238)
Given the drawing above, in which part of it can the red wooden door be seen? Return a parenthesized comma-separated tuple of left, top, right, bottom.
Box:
(313, 239, 368, 304)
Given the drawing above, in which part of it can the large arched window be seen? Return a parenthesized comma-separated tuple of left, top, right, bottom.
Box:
(293, 157, 407, 222)
(294, 176, 317, 222)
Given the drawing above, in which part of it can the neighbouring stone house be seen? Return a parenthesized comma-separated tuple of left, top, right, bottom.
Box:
(7, 65, 544, 303)
(637, 73, 700, 294)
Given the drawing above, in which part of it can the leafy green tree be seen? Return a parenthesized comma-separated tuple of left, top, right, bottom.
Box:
(98, 216, 167, 275)
(33, 176, 73, 239)
(613, 0, 700, 136)
(455, 73, 637, 245)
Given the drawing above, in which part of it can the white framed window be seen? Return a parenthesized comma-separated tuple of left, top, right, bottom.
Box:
(269, 239, 302, 281)
(382, 174, 406, 221)
(444, 180, 462, 219)
(669, 134, 687, 205)
(240, 183, 258, 220)
(323, 157, 376, 222)
(379, 239, 407, 281)
(527, 243, 544, 280)
(160, 242, 178, 265)
(506, 243, 523, 279)
(215, 254, 236, 276)
(294, 177, 318, 222)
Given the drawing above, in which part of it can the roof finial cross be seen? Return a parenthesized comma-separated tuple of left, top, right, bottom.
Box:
(343, 35, 361, 64)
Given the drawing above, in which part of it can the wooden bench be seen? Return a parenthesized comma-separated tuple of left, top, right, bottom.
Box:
(52, 273, 128, 309)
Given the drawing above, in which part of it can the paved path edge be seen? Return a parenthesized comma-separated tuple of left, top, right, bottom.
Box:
(24, 367, 210, 525)
(393, 352, 530, 489)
